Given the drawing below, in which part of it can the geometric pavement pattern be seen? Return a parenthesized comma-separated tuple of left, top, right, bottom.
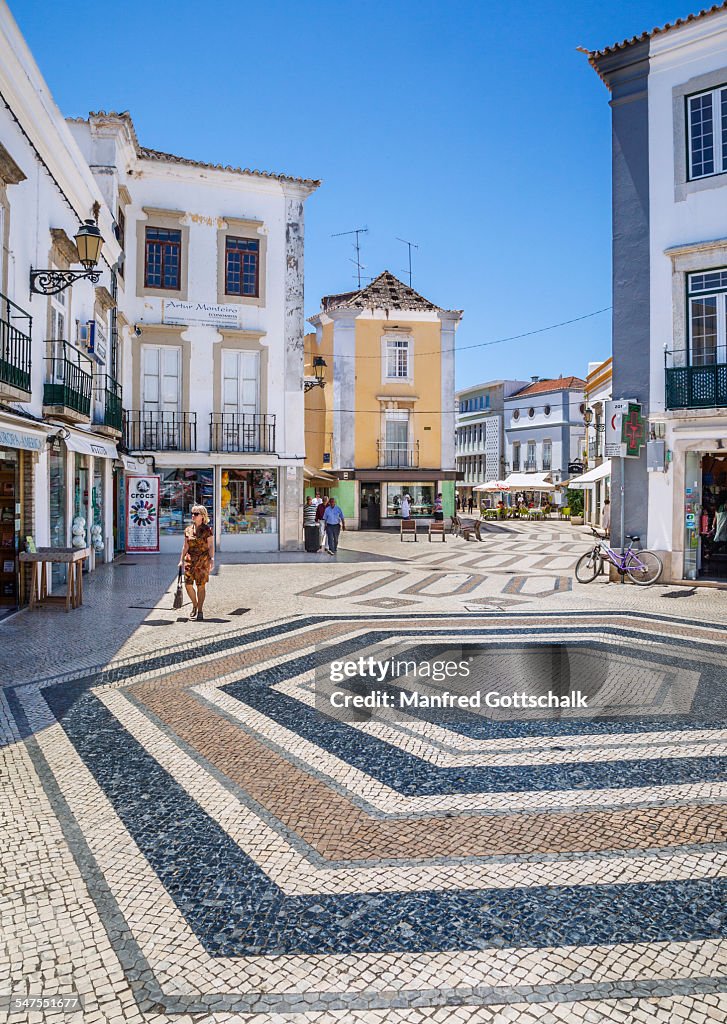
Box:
(2, 609, 727, 1022)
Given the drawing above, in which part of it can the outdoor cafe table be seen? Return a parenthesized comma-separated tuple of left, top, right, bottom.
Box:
(19, 547, 89, 611)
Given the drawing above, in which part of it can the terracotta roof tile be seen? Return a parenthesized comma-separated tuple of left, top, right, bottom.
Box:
(321, 271, 459, 313)
(510, 376, 585, 398)
(582, 2, 727, 63)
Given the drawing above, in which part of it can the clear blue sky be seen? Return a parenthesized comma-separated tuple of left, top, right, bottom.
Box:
(14, 0, 693, 388)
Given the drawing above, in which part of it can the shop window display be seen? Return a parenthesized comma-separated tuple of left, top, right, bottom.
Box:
(386, 483, 435, 518)
(49, 447, 67, 586)
(0, 449, 19, 610)
(92, 463, 105, 560)
(159, 469, 214, 535)
(221, 469, 277, 534)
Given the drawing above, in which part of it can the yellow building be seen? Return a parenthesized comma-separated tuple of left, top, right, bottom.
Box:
(304, 271, 461, 528)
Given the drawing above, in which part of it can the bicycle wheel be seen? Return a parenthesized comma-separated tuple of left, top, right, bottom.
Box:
(625, 549, 663, 586)
(575, 550, 601, 583)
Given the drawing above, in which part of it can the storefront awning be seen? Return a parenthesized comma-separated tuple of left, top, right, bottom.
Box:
(65, 432, 118, 459)
(304, 465, 337, 483)
(473, 480, 509, 492)
(568, 461, 611, 489)
(502, 472, 556, 491)
(0, 421, 48, 452)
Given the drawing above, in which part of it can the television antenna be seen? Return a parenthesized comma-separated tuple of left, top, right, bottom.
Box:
(332, 227, 368, 288)
(396, 236, 419, 287)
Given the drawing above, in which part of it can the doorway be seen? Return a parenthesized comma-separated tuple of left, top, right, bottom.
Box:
(360, 484, 381, 529)
(698, 452, 727, 580)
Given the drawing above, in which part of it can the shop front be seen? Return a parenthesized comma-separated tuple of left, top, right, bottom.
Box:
(354, 474, 455, 529)
(682, 450, 727, 582)
(0, 419, 46, 615)
(63, 432, 119, 568)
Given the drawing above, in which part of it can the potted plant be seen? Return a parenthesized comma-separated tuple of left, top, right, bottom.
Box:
(566, 489, 584, 526)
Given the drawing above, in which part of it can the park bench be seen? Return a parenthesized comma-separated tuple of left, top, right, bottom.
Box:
(400, 518, 418, 541)
(451, 515, 482, 542)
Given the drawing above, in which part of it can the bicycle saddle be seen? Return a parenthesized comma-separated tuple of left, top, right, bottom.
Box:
(626, 534, 640, 542)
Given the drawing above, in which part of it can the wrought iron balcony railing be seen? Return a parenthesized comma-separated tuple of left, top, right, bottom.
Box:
(124, 410, 197, 451)
(43, 340, 92, 417)
(524, 459, 538, 472)
(377, 439, 420, 469)
(93, 375, 123, 432)
(0, 293, 32, 394)
(209, 413, 276, 453)
(665, 357, 727, 410)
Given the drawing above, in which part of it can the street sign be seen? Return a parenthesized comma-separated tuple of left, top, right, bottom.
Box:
(604, 400, 632, 458)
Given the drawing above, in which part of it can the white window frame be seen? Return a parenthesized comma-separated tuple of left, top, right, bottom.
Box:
(542, 439, 552, 470)
(222, 349, 260, 417)
(382, 334, 412, 382)
(687, 85, 727, 180)
(687, 271, 727, 366)
(141, 344, 182, 415)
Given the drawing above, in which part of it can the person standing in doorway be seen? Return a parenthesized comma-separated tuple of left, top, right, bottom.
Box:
(401, 493, 411, 519)
(323, 496, 345, 554)
(179, 504, 214, 621)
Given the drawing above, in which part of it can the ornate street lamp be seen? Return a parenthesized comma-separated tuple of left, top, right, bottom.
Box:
(30, 220, 104, 296)
(583, 406, 594, 426)
(304, 356, 327, 392)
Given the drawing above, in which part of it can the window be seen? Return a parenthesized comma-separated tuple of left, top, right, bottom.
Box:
(542, 440, 552, 471)
(688, 269, 727, 365)
(386, 337, 410, 379)
(142, 345, 181, 414)
(526, 441, 536, 468)
(225, 237, 260, 297)
(144, 227, 181, 290)
(528, 407, 535, 418)
(221, 468, 277, 535)
(115, 207, 126, 279)
(512, 409, 520, 421)
(386, 483, 435, 518)
(49, 273, 67, 340)
(383, 410, 410, 466)
(159, 468, 213, 535)
(544, 404, 551, 416)
(687, 86, 727, 179)
(512, 442, 520, 471)
(222, 350, 259, 415)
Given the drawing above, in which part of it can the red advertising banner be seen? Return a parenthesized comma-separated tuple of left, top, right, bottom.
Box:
(125, 475, 160, 553)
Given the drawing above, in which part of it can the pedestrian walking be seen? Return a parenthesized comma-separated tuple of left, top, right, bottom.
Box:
(433, 493, 444, 521)
(401, 493, 411, 519)
(601, 498, 611, 537)
(323, 497, 345, 554)
(315, 495, 328, 551)
(456, 494, 461, 512)
(179, 504, 214, 621)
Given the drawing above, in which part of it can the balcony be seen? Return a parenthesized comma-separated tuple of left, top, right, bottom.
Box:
(0, 293, 32, 400)
(524, 459, 538, 472)
(665, 360, 727, 410)
(377, 439, 419, 469)
(210, 413, 276, 453)
(124, 410, 197, 451)
(93, 375, 123, 437)
(43, 341, 92, 422)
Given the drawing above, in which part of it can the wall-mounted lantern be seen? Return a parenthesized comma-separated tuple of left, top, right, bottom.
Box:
(304, 356, 327, 392)
(30, 220, 104, 296)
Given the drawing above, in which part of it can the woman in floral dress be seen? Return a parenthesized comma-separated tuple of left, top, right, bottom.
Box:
(178, 504, 214, 621)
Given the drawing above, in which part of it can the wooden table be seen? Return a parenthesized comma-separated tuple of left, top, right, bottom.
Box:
(19, 548, 89, 611)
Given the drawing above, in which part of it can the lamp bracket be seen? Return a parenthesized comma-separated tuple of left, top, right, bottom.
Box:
(304, 379, 326, 393)
(30, 268, 101, 296)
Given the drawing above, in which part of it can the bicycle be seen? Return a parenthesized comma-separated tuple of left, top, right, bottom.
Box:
(574, 528, 663, 586)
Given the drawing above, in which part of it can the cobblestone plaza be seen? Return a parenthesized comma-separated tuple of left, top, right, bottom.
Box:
(2, 522, 727, 1023)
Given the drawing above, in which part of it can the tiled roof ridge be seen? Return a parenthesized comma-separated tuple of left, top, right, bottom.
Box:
(321, 270, 456, 313)
(581, 1, 727, 61)
(69, 111, 320, 187)
(511, 376, 586, 397)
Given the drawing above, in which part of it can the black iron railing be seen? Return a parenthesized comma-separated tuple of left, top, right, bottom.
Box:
(124, 410, 197, 451)
(377, 439, 419, 469)
(0, 293, 32, 393)
(665, 360, 727, 409)
(43, 340, 92, 416)
(93, 375, 123, 431)
(524, 459, 538, 472)
(209, 413, 276, 453)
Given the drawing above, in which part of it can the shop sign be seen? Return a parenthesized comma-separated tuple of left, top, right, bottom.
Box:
(162, 299, 240, 329)
(0, 428, 44, 452)
(125, 475, 160, 553)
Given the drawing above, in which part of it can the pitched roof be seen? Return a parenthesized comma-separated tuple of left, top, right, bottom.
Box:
(320, 271, 456, 313)
(510, 376, 585, 398)
(582, 1, 727, 63)
(70, 111, 320, 188)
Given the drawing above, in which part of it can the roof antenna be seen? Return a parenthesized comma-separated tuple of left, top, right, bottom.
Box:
(332, 227, 368, 288)
(396, 236, 419, 287)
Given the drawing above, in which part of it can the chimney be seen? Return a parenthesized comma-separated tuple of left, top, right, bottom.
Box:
(530, 375, 539, 383)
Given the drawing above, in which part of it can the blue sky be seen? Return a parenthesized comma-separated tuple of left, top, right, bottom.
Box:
(14, 1, 694, 387)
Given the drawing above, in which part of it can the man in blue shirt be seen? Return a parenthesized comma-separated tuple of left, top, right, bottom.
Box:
(322, 497, 345, 554)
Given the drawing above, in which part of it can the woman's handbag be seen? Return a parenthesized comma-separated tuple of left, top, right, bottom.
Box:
(173, 567, 184, 609)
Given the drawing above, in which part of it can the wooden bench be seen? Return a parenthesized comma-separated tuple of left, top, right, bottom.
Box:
(428, 520, 445, 542)
(400, 518, 418, 541)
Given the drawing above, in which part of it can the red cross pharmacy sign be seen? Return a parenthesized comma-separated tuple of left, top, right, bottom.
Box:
(621, 403, 647, 457)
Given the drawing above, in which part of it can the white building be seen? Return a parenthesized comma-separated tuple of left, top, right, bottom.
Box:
(69, 113, 319, 553)
(454, 380, 527, 504)
(503, 376, 586, 499)
(0, 1, 121, 615)
(588, 4, 727, 582)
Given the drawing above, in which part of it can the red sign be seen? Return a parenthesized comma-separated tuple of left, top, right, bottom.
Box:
(125, 475, 160, 553)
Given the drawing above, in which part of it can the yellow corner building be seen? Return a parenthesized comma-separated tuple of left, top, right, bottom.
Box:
(304, 271, 461, 529)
